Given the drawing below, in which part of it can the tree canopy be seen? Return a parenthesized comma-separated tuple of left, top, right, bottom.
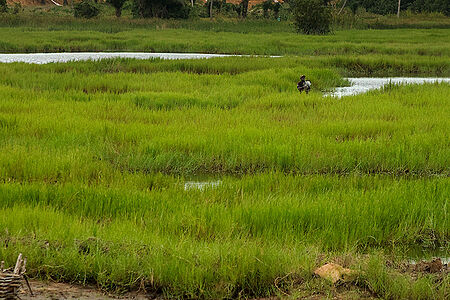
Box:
(132, 0, 189, 18)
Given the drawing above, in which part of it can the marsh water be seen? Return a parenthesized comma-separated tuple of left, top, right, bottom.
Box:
(184, 180, 222, 191)
(326, 77, 450, 97)
(0, 52, 239, 64)
(406, 247, 449, 265)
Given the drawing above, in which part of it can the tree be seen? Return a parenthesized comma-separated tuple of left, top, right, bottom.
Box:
(210, 0, 213, 18)
(132, 0, 189, 18)
(355, 0, 400, 15)
(410, 0, 449, 16)
(240, 0, 249, 17)
(293, 0, 332, 34)
(0, 0, 7, 13)
(338, 0, 347, 14)
(262, 0, 272, 17)
(339, 0, 447, 15)
(107, 0, 127, 17)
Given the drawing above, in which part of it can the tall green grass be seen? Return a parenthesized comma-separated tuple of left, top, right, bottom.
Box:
(0, 58, 448, 177)
(3, 54, 448, 76)
(0, 175, 448, 297)
(0, 55, 449, 297)
(1, 175, 448, 248)
(2, 10, 450, 32)
(0, 24, 449, 57)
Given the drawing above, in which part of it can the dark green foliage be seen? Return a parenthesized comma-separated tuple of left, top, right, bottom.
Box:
(74, 0, 100, 18)
(359, 0, 398, 15)
(261, 0, 282, 18)
(188, 4, 207, 18)
(348, 0, 449, 15)
(0, 0, 7, 13)
(107, 0, 127, 17)
(203, 0, 238, 18)
(240, 0, 249, 17)
(411, 0, 450, 16)
(12, 2, 21, 14)
(219, 1, 240, 17)
(132, 0, 189, 18)
(293, 0, 331, 35)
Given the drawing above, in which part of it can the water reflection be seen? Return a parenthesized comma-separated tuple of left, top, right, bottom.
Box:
(184, 180, 222, 191)
(326, 77, 450, 98)
(0, 52, 239, 64)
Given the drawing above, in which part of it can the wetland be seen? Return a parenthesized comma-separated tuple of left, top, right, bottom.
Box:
(0, 17, 449, 299)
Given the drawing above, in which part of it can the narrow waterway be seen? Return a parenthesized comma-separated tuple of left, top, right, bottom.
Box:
(0, 52, 240, 64)
(326, 77, 450, 97)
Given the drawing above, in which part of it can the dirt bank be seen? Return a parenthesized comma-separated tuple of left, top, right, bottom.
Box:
(18, 279, 154, 300)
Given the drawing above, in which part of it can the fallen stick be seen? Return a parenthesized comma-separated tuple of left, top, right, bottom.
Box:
(23, 274, 33, 296)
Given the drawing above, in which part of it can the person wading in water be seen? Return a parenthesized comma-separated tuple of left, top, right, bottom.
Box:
(297, 75, 311, 94)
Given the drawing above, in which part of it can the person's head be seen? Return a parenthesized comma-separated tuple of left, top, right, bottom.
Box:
(300, 75, 306, 80)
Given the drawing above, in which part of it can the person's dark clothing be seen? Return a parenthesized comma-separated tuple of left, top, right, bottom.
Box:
(297, 79, 306, 91)
(297, 79, 310, 93)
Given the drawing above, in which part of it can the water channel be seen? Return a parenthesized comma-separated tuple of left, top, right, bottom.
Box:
(0, 52, 239, 64)
(326, 77, 450, 98)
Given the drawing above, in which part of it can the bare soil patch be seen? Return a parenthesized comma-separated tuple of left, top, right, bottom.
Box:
(18, 279, 154, 300)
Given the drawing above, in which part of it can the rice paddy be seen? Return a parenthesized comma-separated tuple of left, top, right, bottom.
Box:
(0, 18, 449, 299)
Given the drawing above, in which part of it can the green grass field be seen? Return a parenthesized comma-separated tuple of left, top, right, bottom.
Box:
(0, 17, 449, 299)
(1, 25, 449, 57)
(1, 13, 450, 56)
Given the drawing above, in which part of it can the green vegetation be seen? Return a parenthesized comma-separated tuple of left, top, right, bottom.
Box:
(0, 21, 449, 57)
(0, 5, 449, 298)
(346, 0, 449, 16)
(73, 0, 100, 19)
(0, 58, 449, 176)
(2, 8, 450, 30)
(293, 0, 332, 35)
(0, 176, 448, 297)
(107, 0, 127, 17)
(0, 54, 449, 297)
(132, 0, 189, 19)
(0, 0, 7, 13)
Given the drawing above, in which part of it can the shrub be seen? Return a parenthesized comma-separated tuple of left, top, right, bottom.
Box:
(261, 0, 281, 18)
(12, 2, 22, 14)
(188, 3, 207, 19)
(132, 0, 189, 19)
(411, 0, 450, 16)
(0, 0, 7, 13)
(278, 2, 294, 20)
(107, 0, 126, 17)
(74, 0, 100, 19)
(293, 0, 332, 35)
